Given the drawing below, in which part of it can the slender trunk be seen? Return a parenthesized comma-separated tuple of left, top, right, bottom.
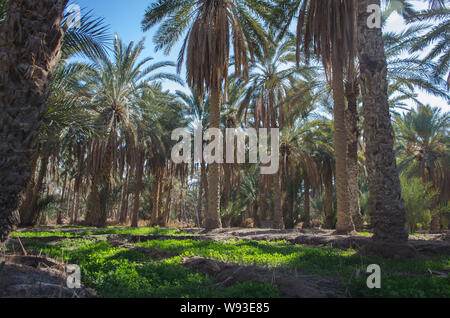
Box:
(304, 178, 311, 228)
(345, 76, 364, 231)
(20, 155, 50, 226)
(0, 0, 66, 242)
(160, 167, 174, 227)
(57, 173, 67, 224)
(332, 51, 355, 234)
(131, 154, 144, 228)
(324, 166, 335, 229)
(74, 192, 80, 224)
(358, 0, 408, 243)
(18, 152, 39, 225)
(205, 86, 222, 229)
(196, 166, 204, 227)
(119, 165, 130, 224)
(150, 170, 162, 226)
(67, 182, 73, 223)
(273, 169, 285, 229)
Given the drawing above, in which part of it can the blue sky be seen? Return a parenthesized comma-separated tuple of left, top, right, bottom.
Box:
(72, 0, 448, 112)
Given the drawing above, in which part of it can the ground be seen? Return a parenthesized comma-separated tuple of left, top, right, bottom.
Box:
(1, 226, 449, 298)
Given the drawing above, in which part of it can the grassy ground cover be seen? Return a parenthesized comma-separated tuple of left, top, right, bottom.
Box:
(10, 228, 450, 298)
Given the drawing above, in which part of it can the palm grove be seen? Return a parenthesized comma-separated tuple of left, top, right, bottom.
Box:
(0, 0, 448, 255)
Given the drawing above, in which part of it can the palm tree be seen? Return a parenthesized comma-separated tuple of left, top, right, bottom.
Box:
(0, 0, 67, 243)
(283, 0, 358, 234)
(176, 89, 210, 226)
(395, 105, 450, 230)
(357, 0, 410, 244)
(83, 35, 181, 227)
(143, 0, 271, 229)
(19, 64, 98, 226)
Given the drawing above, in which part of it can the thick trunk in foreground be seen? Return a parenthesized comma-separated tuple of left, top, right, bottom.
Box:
(345, 78, 364, 231)
(357, 0, 408, 243)
(205, 86, 222, 229)
(0, 0, 67, 243)
(331, 52, 355, 234)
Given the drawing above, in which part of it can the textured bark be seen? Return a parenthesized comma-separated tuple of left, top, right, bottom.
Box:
(205, 86, 222, 229)
(332, 52, 355, 234)
(0, 0, 67, 242)
(345, 78, 364, 231)
(357, 0, 408, 243)
(272, 170, 285, 229)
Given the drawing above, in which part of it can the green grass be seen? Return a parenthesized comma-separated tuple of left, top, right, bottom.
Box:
(18, 239, 278, 298)
(12, 227, 191, 239)
(12, 227, 450, 298)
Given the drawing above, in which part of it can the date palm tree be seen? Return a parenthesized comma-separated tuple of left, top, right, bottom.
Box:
(0, 0, 67, 243)
(83, 35, 182, 227)
(282, 0, 358, 234)
(143, 0, 272, 229)
(395, 105, 450, 230)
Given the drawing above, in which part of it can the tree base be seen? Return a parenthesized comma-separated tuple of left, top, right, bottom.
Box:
(357, 242, 418, 259)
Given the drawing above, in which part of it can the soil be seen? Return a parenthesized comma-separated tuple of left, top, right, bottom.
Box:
(0, 255, 96, 298)
(182, 256, 347, 298)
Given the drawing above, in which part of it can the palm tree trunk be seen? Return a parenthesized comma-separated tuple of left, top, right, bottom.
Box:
(345, 77, 364, 231)
(131, 153, 144, 228)
(357, 0, 408, 244)
(332, 51, 355, 234)
(205, 86, 222, 229)
(0, 0, 67, 242)
(324, 166, 335, 229)
(119, 165, 130, 224)
(304, 178, 311, 228)
(18, 152, 39, 225)
(196, 165, 204, 227)
(273, 169, 285, 229)
(57, 173, 67, 224)
(160, 167, 174, 227)
(20, 155, 50, 226)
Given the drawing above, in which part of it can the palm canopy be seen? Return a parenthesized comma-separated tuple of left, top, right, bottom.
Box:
(142, 0, 273, 97)
(238, 32, 318, 129)
(84, 34, 182, 135)
(384, 24, 450, 111)
(395, 105, 450, 202)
